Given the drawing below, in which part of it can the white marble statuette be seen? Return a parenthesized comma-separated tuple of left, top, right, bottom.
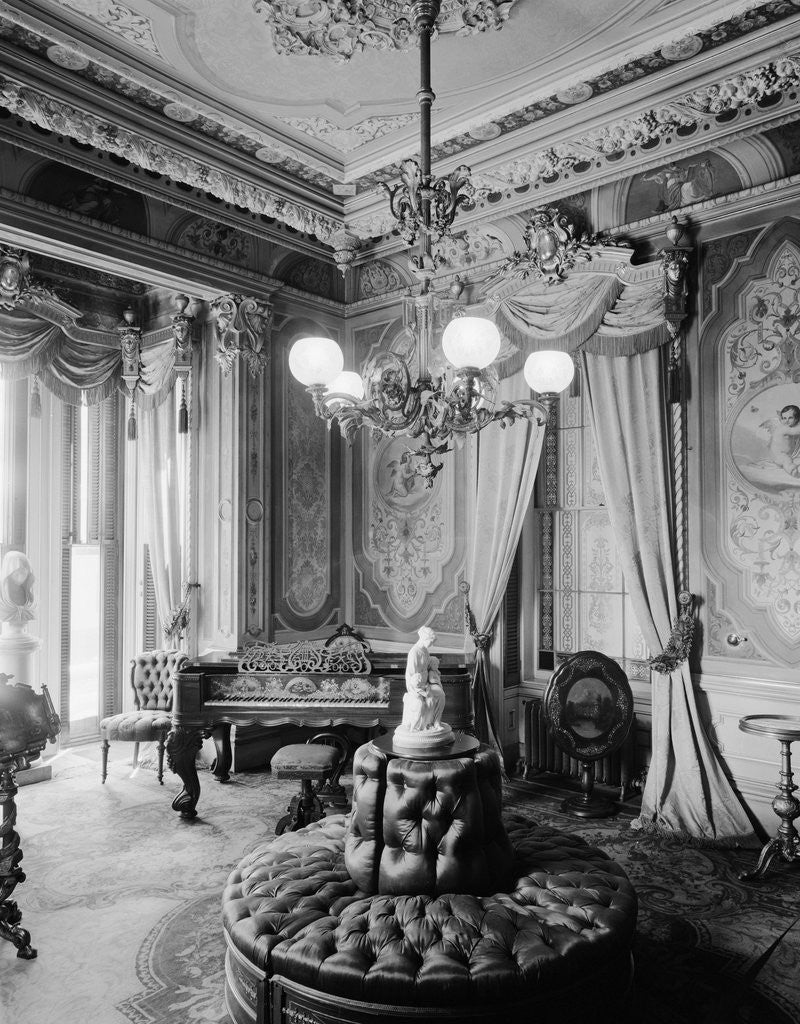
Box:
(0, 550, 41, 690)
(393, 626, 454, 751)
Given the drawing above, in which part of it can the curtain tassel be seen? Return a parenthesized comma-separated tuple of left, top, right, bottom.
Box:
(30, 375, 42, 418)
(127, 400, 137, 441)
(177, 378, 188, 434)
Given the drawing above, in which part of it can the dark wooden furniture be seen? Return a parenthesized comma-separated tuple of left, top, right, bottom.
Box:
(166, 631, 472, 819)
(0, 673, 60, 959)
(543, 650, 634, 818)
(271, 733, 350, 835)
(738, 714, 800, 881)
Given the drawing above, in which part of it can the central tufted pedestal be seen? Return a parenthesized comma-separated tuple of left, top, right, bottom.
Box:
(222, 741, 637, 1024)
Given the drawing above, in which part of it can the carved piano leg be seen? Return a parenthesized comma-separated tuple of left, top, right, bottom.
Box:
(211, 724, 232, 783)
(166, 726, 203, 819)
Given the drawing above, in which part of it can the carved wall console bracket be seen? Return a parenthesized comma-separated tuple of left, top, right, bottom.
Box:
(211, 294, 273, 377)
(252, 0, 517, 62)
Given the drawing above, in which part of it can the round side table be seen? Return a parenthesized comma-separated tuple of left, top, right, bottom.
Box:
(738, 715, 800, 882)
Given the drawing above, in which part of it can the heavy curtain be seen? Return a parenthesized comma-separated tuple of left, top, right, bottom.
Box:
(466, 370, 546, 766)
(582, 349, 753, 842)
(0, 309, 121, 404)
(139, 397, 189, 646)
(0, 306, 177, 408)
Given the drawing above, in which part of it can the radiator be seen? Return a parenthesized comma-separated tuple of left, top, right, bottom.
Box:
(522, 697, 637, 801)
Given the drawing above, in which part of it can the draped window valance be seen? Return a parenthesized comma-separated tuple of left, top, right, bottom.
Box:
(483, 247, 669, 374)
(0, 295, 177, 410)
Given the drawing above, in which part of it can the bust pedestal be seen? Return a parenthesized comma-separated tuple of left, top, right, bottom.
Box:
(0, 624, 41, 687)
(345, 737, 513, 896)
(0, 626, 49, 785)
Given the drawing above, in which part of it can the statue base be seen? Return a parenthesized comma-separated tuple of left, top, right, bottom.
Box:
(372, 731, 480, 762)
(386, 723, 457, 756)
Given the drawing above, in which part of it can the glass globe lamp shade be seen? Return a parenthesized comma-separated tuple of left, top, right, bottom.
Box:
(288, 337, 344, 387)
(523, 350, 575, 395)
(325, 370, 365, 401)
(441, 316, 501, 370)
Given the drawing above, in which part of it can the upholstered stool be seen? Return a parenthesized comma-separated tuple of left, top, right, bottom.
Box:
(271, 733, 349, 835)
(222, 814, 637, 1024)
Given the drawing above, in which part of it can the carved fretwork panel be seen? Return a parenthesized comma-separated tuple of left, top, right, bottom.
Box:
(271, 321, 341, 635)
(350, 322, 467, 644)
(700, 220, 800, 665)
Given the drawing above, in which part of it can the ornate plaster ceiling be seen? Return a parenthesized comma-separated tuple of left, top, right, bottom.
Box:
(1, 0, 800, 243)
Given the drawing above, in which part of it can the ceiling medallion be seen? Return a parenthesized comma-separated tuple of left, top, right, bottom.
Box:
(252, 0, 516, 62)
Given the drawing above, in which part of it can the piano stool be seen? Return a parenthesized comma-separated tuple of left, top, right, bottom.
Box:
(221, 814, 637, 1024)
(270, 732, 350, 835)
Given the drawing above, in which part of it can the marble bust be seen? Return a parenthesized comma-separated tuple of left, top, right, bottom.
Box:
(393, 626, 454, 751)
(0, 551, 36, 630)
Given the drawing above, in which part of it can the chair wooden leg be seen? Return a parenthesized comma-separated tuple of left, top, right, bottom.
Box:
(101, 740, 109, 783)
(132, 741, 140, 769)
(157, 738, 166, 785)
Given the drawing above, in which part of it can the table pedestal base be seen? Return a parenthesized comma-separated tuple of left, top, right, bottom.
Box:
(738, 722, 800, 883)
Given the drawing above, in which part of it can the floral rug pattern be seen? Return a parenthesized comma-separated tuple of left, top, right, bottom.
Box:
(1, 752, 798, 1024)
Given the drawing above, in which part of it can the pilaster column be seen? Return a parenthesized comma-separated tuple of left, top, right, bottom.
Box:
(197, 295, 272, 650)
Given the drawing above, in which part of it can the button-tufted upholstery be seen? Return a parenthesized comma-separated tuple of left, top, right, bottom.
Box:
(99, 650, 189, 784)
(222, 814, 637, 1020)
(345, 741, 513, 896)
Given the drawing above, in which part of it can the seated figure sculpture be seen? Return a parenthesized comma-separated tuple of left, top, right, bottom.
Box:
(393, 626, 454, 751)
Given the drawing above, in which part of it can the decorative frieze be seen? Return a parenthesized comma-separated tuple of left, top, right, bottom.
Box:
(0, 74, 341, 241)
(211, 294, 272, 377)
(477, 54, 800, 191)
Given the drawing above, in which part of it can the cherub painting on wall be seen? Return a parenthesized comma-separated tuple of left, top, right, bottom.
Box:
(729, 383, 800, 493)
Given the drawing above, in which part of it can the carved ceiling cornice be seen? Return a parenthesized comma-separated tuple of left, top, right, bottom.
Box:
(0, 117, 334, 264)
(1, 1, 798, 177)
(350, 50, 800, 238)
(2, 2, 800, 254)
(0, 71, 343, 240)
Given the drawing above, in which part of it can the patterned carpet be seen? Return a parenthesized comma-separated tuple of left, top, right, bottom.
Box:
(1, 749, 798, 1024)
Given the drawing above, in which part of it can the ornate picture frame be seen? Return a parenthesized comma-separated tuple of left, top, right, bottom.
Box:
(543, 650, 633, 762)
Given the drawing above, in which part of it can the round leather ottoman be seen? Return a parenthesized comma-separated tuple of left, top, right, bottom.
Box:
(222, 814, 637, 1024)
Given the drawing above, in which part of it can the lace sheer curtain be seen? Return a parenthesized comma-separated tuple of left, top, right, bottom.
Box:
(466, 370, 546, 766)
(582, 348, 754, 842)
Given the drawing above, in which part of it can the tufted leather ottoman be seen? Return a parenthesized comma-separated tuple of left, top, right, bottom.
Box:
(345, 740, 513, 896)
(222, 813, 637, 1024)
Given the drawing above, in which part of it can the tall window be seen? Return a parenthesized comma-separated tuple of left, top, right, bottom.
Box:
(0, 377, 28, 554)
(60, 397, 120, 742)
(536, 382, 649, 683)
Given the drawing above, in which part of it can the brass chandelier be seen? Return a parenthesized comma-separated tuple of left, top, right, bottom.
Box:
(288, 0, 574, 484)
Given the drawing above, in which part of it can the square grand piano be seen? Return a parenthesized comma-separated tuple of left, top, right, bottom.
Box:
(165, 628, 474, 818)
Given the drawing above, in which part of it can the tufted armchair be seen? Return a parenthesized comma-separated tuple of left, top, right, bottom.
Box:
(100, 650, 189, 785)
